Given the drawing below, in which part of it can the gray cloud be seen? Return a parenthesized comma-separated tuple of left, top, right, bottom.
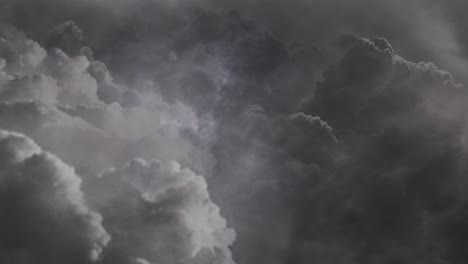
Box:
(2, 1, 468, 264)
(0, 130, 110, 264)
(0, 10, 236, 264)
(285, 37, 468, 264)
(86, 158, 235, 264)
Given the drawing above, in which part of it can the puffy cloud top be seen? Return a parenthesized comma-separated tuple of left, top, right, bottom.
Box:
(0, 130, 110, 264)
(88, 158, 235, 264)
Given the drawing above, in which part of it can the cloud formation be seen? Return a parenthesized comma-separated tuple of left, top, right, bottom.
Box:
(0, 7, 235, 264)
(87, 158, 235, 264)
(0, 130, 110, 264)
(2, 1, 468, 264)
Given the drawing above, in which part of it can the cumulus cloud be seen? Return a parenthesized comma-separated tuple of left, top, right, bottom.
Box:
(281, 36, 468, 264)
(207, 34, 468, 264)
(3, 1, 468, 264)
(86, 158, 235, 264)
(0, 26, 99, 106)
(0, 23, 217, 176)
(0, 100, 118, 171)
(0, 15, 235, 264)
(0, 130, 110, 264)
(310, 36, 465, 135)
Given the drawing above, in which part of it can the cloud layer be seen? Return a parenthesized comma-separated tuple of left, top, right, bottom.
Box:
(2, 1, 468, 264)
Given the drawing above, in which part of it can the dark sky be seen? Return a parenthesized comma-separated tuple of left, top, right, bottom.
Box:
(1, 1, 468, 264)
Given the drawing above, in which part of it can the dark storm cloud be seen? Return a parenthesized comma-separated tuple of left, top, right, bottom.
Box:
(2, 0, 467, 85)
(0, 130, 110, 264)
(270, 113, 337, 165)
(215, 0, 468, 86)
(282, 37, 468, 264)
(2, 1, 468, 264)
(207, 33, 468, 264)
(309, 36, 464, 135)
(209, 104, 340, 264)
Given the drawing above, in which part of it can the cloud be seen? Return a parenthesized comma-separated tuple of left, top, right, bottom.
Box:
(0, 100, 118, 171)
(270, 112, 337, 166)
(0, 24, 217, 176)
(278, 36, 468, 264)
(0, 130, 110, 264)
(0, 26, 100, 106)
(3, 1, 468, 264)
(309, 36, 464, 134)
(44, 20, 84, 56)
(86, 158, 235, 264)
(0, 21, 235, 264)
(207, 35, 468, 264)
(0, 73, 59, 104)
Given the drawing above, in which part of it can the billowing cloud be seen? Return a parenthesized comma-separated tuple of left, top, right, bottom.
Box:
(3, 1, 468, 264)
(0, 130, 110, 264)
(0, 23, 217, 176)
(279, 36, 468, 264)
(86, 158, 235, 264)
(0, 14, 236, 264)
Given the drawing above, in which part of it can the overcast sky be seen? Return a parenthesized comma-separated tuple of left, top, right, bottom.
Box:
(1, 1, 468, 264)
